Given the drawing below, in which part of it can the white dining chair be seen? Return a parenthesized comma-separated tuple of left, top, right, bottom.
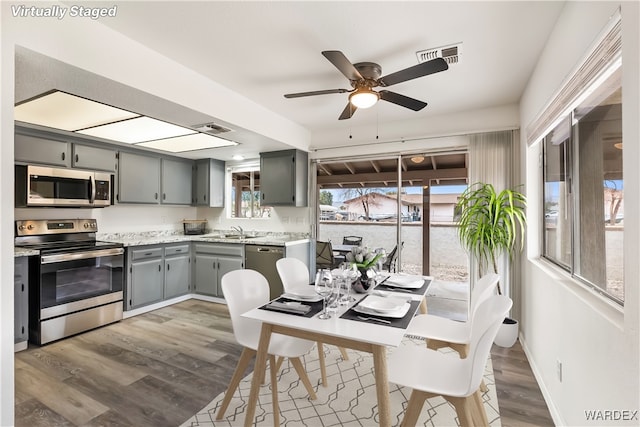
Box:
(216, 269, 318, 424)
(389, 295, 513, 427)
(405, 273, 500, 357)
(276, 257, 349, 387)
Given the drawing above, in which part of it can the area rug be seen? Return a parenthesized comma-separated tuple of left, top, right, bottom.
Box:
(182, 337, 501, 426)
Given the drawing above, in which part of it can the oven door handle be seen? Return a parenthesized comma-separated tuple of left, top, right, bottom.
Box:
(41, 247, 124, 264)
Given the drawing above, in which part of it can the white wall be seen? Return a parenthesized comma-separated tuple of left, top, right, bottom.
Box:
(520, 2, 639, 425)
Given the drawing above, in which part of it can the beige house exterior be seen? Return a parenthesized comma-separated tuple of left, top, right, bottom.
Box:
(341, 191, 460, 222)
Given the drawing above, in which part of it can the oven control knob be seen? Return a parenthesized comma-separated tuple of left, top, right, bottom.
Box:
(27, 224, 34, 230)
(18, 225, 25, 231)
(84, 223, 89, 228)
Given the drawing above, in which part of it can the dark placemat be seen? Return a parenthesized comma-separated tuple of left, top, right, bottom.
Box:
(340, 296, 421, 329)
(259, 297, 324, 318)
(375, 278, 431, 295)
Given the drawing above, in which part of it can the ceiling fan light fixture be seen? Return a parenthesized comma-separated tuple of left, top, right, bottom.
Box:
(411, 156, 425, 164)
(349, 87, 379, 109)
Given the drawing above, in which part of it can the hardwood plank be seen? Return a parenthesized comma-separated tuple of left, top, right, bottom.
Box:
(15, 363, 109, 425)
(15, 398, 74, 427)
(44, 338, 147, 386)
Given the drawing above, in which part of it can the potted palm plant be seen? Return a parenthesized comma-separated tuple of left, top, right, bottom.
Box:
(455, 182, 527, 347)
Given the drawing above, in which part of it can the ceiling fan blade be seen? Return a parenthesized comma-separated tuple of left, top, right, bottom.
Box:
(338, 103, 357, 120)
(378, 57, 448, 87)
(379, 90, 427, 111)
(284, 88, 350, 98)
(322, 50, 363, 81)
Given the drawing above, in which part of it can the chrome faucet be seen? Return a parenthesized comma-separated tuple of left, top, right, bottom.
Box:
(231, 225, 244, 236)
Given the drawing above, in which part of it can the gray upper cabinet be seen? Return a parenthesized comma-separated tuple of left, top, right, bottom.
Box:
(161, 158, 193, 205)
(118, 151, 161, 204)
(260, 149, 308, 206)
(72, 144, 117, 172)
(15, 132, 70, 167)
(194, 158, 225, 207)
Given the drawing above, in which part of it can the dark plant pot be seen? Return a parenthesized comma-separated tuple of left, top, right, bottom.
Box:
(494, 317, 519, 347)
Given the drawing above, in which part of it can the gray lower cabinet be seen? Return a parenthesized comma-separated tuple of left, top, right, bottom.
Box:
(164, 244, 191, 298)
(128, 246, 164, 309)
(15, 132, 70, 167)
(126, 243, 192, 310)
(72, 144, 117, 172)
(194, 158, 225, 207)
(14, 257, 29, 346)
(162, 159, 193, 205)
(118, 151, 161, 204)
(193, 243, 244, 297)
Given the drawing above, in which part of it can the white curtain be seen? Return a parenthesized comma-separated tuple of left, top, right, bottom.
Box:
(468, 130, 522, 319)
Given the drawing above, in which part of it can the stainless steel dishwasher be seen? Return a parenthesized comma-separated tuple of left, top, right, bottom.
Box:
(245, 245, 285, 299)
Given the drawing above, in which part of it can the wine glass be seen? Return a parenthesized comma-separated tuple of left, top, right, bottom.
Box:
(315, 269, 334, 319)
(338, 263, 352, 305)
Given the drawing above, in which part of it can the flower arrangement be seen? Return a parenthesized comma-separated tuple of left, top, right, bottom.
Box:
(345, 246, 384, 269)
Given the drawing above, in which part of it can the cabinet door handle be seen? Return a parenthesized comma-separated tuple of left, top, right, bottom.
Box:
(61, 152, 66, 161)
(204, 194, 207, 201)
(155, 193, 158, 200)
(163, 193, 166, 200)
(217, 262, 220, 269)
(75, 154, 79, 163)
(213, 262, 216, 269)
(262, 193, 265, 200)
(167, 263, 170, 271)
(158, 265, 161, 272)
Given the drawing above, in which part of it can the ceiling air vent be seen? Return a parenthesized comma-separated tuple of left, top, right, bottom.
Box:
(416, 43, 462, 66)
(193, 122, 233, 135)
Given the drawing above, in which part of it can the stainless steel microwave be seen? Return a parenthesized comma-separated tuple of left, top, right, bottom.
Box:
(15, 165, 113, 208)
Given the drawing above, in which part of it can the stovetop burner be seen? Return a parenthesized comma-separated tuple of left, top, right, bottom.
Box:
(14, 218, 122, 253)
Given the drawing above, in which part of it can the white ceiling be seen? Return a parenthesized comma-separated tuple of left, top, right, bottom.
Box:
(20, 1, 565, 160)
(97, 1, 563, 135)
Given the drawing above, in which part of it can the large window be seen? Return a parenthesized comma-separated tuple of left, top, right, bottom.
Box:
(542, 66, 623, 303)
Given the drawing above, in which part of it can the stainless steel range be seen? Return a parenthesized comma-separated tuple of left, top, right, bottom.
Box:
(15, 218, 124, 345)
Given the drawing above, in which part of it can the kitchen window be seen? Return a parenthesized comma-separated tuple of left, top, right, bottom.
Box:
(542, 65, 623, 304)
(228, 165, 271, 218)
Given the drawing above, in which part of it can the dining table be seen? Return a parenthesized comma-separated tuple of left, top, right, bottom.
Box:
(240, 274, 433, 427)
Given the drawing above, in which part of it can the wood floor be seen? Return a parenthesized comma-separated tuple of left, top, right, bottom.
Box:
(14, 299, 554, 426)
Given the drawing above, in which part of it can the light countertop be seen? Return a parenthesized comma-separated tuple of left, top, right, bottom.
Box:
(98, 231, 310, 248)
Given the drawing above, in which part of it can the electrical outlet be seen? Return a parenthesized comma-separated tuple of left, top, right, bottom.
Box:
(556, 360, 563, 382)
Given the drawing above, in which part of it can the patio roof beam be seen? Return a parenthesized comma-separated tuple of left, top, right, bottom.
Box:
(316, 167, 468, 185)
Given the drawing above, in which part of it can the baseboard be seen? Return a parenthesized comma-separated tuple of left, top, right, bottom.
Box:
(189, 294, 226, 304)
(123, 294, 192, 318)
(14, 340, 28, 352)
(122, 294, 226, 319)
(519, 333, 564, 426)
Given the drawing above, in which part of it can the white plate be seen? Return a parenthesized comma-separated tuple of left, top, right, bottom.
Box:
(384, 275, 425, 289)
(353, 301, 411, 318)
(282, 286, 322, 302)
(358, 295, 405, 313)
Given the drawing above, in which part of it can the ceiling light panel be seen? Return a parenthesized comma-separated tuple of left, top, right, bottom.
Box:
(136, 132, 237, 153)
(77, 116, 195, 144)
(15, 91, 139, 131)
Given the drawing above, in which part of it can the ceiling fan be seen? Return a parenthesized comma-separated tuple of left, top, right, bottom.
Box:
(284, 50, 449, 120)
